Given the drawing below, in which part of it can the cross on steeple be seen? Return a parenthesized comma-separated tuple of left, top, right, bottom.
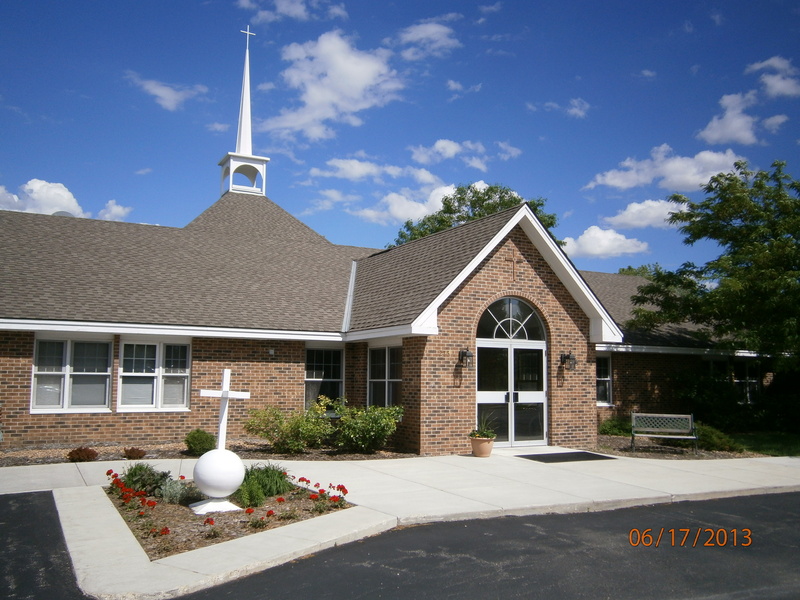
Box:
(218, 26, 270, 196)
(240, 25, 255, 50)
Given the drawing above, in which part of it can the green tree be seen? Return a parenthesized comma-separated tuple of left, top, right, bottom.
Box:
(617, 264, 660, 279)
(629, 161, 800, 368)
(390, 183, 558, 246)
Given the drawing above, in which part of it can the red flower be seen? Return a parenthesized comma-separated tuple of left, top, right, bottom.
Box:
(298, 477, 310, 484)
(336, 484, 349, 495)
(179, 475, 186, 480)
(106, 469, 114, 476)
(147, 500, 157, 509)
(160, 527, 170, 535)
(330, 495, 341, 503)
(245, 507, 255, 514)
(313, 482, 320, 488)
(138, 511, 145, 516)
(266, 510, 275, 517)
(318, 488, 326, 495)
(204, 518, 215, 526)
(309, 494, 319, 500)
(276, 497, 285, 503)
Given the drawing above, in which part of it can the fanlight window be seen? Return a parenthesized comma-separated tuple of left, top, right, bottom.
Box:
(477, 298, 544, 340)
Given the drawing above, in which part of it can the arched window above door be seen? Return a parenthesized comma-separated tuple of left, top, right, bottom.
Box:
(477, 298, 545, 340)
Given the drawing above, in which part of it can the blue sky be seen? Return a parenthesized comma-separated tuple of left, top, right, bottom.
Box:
(1, 0, 798, 272)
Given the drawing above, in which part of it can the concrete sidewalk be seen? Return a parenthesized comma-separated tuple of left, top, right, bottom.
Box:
(2, 447, 800, 600)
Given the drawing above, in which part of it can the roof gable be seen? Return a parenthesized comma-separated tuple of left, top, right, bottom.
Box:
(347, 205, 623, 343)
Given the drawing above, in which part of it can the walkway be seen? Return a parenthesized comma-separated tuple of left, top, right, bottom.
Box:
(1, 446, 799, 600)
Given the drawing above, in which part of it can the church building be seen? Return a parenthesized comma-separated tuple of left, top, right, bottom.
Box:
(0, 32, 746, 454)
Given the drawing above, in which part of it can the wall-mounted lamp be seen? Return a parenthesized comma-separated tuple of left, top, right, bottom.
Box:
(560, 351, 577, 371)
(458, 349, 474, 368)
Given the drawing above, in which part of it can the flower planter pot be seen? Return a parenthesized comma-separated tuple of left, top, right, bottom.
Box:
(470, 436, 494, 457)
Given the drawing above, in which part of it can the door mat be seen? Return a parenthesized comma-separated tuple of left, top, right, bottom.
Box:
(518, 451, 616, 463)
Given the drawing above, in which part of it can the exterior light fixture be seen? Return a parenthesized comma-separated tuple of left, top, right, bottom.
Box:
(458, 349, 474, 368)
(560, 352, 577, 371)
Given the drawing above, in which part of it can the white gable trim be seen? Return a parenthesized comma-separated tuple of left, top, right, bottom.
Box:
(411, 205, 624, 343)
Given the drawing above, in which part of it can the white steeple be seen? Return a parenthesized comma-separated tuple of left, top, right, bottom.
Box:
(219, 26, 269, 196)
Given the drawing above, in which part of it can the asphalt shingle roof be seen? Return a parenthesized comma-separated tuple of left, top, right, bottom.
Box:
(0, 193, 374, 332)
(0, 196, 705, 348)
(348, 206, 522, 331)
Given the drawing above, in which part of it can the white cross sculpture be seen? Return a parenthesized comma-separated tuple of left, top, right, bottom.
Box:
(200, 368, 250, 450)
(191, 369, 251, 514)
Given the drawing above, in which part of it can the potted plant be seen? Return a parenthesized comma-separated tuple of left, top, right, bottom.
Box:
(469, 415, 497, 457)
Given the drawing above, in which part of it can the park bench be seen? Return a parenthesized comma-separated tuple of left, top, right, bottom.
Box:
(631, 413, 698, 454)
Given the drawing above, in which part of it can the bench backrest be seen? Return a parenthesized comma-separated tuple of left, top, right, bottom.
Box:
(631, 413, 694, 434)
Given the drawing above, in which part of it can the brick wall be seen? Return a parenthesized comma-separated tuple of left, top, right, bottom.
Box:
(597, 352, 705, 426)
(0, 335, 306, 449)
(410, 227, 597, 455)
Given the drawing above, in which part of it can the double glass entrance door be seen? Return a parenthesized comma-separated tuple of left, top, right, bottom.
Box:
(476, 343, 546, 445)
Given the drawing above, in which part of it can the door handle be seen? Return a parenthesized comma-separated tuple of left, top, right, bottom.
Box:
(512, 392, 519, 403)
(505, 392, 510, 403)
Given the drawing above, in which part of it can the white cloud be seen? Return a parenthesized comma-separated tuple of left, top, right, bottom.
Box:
(745, 55, 800, 98)
(206, 122, 230, 132)
(408, 139, 492, 171)
(496, 141, 522, 160)
(260, 31, 403, 141)
(351, 184, 454, 225)
(562, 226, 649, 259)
(762, 114, 789, 133)
(479, 2, 503, 14)
(125, 71, 208, 111)
(243, 0, 347, 23)
(541, 98, 591, 118)
(134, 168, 152, 175)
(602, 200, 682, 229)
(584, 144, 745, 192)
(639, 69, 657, 79)
(398, 22, 461, 61)
(447, 79, 482, 100)
(301, 188, 360, 215)
(98, 199, 133, 221)
(0, 179, 133, 221)
(697, 91, 759, 145)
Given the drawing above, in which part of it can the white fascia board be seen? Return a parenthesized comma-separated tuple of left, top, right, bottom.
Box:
(595, 343, 757, 357)
(0, 319, 343, 342)
(411, 206, 624, 344)
(343, 323, 437, 342)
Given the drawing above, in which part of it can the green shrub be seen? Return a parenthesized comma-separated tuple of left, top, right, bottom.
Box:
(664, 423, 744, 453)
(160, 478, 203, 505)
(67, 446, 98, 462)
(184, 428, 216, 456)
(122, 462, 171, 496)
(332, 401, 404, 453)
(245, 402, 334, 454)
(598, 417, 632, 436)
(233, 463, 294, 507)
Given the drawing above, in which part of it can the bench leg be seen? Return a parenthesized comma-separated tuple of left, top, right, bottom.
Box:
(631, 435, 635, 453)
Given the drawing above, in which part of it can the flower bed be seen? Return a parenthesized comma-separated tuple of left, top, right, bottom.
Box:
(106, 468, 350, 560)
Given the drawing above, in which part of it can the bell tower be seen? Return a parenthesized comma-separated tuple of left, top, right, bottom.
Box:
(219, 26, 270, 196)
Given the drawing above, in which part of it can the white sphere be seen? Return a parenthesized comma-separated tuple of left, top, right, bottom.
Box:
(192, 448, 246, 499)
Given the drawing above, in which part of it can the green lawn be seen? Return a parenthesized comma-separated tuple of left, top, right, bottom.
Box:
(729, 432, 800, 457)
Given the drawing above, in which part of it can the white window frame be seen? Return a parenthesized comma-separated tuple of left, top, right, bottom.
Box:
(596, 354, 613, 406)
(31, 337, 112, 413)
(368, 346, 403, 407)
(118, 340, 191, 412)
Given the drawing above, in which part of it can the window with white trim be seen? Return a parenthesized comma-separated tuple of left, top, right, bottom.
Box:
(305, 349, 343, 409)
(369, 347, 402, 407)
(119, 342, 190, 409)
(596, 355, 612, 405)
(32, 340, 111, 411)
